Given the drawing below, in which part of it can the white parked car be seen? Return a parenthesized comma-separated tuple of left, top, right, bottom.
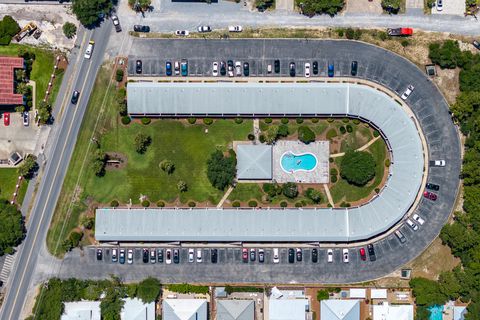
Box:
(413, 214, 425, 225)
(406, 218, 419, 231)
(84, 40, 94, 59)
(228, 25, 243, 32)
(401, 84, 414, 100)
(212, 62, 219, 76)
(196, 249, 202, 263)
(273, 248, 279, 264)
(235, 61, 242, 76)
(174, 61, 180, 75)
(166, 249, 172, 264)
(432, 160, 446, 167)
(304, 62, 311, 78)
(127, 249, 133, 264)
(436, 0, 443, 11)
(188, 248, 194, 263)
(175, 30, 189, 36)
(197, 25, 211, 32)
(22, 111, 29, 126)
(342, 249, 349, 263)
(327, 249, 333, 263)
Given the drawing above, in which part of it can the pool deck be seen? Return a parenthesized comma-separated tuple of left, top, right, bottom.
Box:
(272, 140, 329, 183)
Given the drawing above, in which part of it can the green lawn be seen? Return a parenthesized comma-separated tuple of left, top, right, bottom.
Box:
(330, 139, 387, 204)
(0, 168, 28, 205)
(259, 119, 328, 136)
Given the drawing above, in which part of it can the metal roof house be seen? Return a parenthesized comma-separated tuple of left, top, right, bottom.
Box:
(121, 298, 155, 320)
(61, 301, 101, 320)
(216, 300, 254, 320)
(162, 299, 207, 320)
(373, 302, 413, 320)
(236, 145, 272, 180)
(268, 298, 309, 320)
(320, 300, 360, 320)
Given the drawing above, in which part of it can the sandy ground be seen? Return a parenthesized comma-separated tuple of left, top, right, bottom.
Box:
(0, 4, 77, 51)
(345, 0, 383, 14)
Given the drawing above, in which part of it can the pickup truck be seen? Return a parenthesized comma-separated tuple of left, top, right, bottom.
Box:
(387, 28, 413, 36)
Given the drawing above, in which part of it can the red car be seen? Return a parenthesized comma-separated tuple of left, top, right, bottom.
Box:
(423, 191, 437, 201)
(242, 248, 248, 263)
(359, 247, 366, 261)
(3, 112, 10, 126)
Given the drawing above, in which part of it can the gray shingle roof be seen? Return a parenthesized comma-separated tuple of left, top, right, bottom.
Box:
(216, 300, 254, 320)
(237, 145, 272, 180)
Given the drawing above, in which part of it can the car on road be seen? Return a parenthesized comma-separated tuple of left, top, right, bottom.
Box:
(111, 14, 121, 32)
(127, 249, 133, 264)
(174, 61, 180, 75)
(436, 0, 443, 11)
(242, 248, 248, 262)
(188, 248, 194, 263)
(312, 248, 318, 263)
(406, 218, 419, 231)
(173, 249, 180, 264)
(312, 61, 318, 75)
(71, 90, 80, 105)
(166, 249, 172, 264)
(258, 249, 265, 263)
(212, 62, 219, 76)
(296, 248, 302, 262)
(273, 248, 279, 263)
(473, 40, 480, 51)
(119, 249, 125, 264)
(342, 249, 349, 263)
(395, 230, 407, 243)
(401, 84, 414, 100)
(175, 30, 189, 36)
(327, 249, 333, 263)
(22, 112, 29, 126)
(228, 25, 243, 32)
(351, 61, 358, 76)
(157, 249, 163, 263)
(84, 40, 95, 59)
(135, 60, 142, 74)
(367, 244, 376, 261)
(426, 183, 440, 191)
(250, 248, 256, 261)
(96, 248, 102, 261)
(197, 25, 211, 33)
(196, 249, 202, 263)
(274, 60, 280, 73)
(235, 61, 242, 76)
(413, 213, 425, 225)
(142, 249, 149, 263)
(288, 248, 295, 263)
(243, 62, 249, 76)
(328, 63, 334, 77)
(304, 62, 311, 78)
(430, 160, 445, 167)
(112, 248, 118, 262)
(166, 61, 172, 76)
(134, 25, 150, 33)
(289, 62, 295, 77)
(220, 61, 226, 76)
(150, 249, 156, 263)
(359, 247, 366, 261)
(227, 60, 234, 77)
(181, 60, 188, 76)
(423, 191, 437, 201)
(211, 249, 218, 263)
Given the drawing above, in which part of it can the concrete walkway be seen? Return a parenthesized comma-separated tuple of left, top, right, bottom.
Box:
(275, 0, 294, 12)
(322, 184, 334, 207)
(217, 185, 234, 208)
(253, 118, 260, 143)
(330, 135, 381, 158)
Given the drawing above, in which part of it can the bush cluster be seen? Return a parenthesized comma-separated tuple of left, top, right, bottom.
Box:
(282, 182, 298, 198)
(235, 117, 243, 124)
(141, 200, 150, 207)
(203, 118, 213, 125)
(232, 201, 241, 207)
(187, 117, 196, 124)
(248, 200, 258, 207)
(0, 16, 20, 45)
(264, 118, 273, 124)
(281, 117, 289, 124)
(298, 126, 316, 144)
(340, 150, 376, 186)
(207, 150, 236, 190)
(141, 117, 151, 125)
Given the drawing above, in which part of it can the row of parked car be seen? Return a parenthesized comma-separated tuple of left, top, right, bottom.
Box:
(2, 112, 29, 126)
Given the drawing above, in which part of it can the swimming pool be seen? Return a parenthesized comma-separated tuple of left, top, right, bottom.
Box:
(280, 152, 318, 173)
(428, 305, 444, 320)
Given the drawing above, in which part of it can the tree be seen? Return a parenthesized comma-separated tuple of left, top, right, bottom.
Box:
(278, 124, 289, 137)
(37, 100, 52, 124)
(72, 0, 112, 27)
(460, 63, 480, 92)
(316, 290, 329, 301)
(264, 125, 279, 144)
(282, 182, 298, 198)
(438, 271, 461, 301)
(128, 0, 151, 11)
(62, 22, 77, 38)
(305, 188, 322, 203)
(428, 40, 462, 69)
(381, 0, 401, 13)
(16, 82, 29, 95)
(298, 126, 316, 144)
(206, 150, 236, 190)
(0, 201, 25, 256)
(62, 231, 83, 251)
(101, 284, 126, 320)
(15, 69, 26, 82)
(296, 0, 345, 16)
(160, 159, 175, 174)
(91, 149, 107, 177)
(18, 154, 38, 179)
(340, 150, 376, 186)
(177, 180, 187, 192)
(409, 277, 448, 306)
(134, 133, 151, 154)
(0, 15, 20, 45)
(136, 277, 161, 303)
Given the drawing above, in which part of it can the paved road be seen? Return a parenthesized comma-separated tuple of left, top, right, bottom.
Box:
(46, 39, 461, 285)
(0, 22, 112, 320)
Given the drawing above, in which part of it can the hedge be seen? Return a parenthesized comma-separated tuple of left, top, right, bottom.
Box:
(166, 284, 209, 294)
(225, 286, 263, 294)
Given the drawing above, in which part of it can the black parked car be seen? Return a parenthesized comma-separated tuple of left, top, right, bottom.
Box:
(312, 248, 318, 263)
(134, 25, 150, 33)
(351, 61, 358, 76)
(312, 61, 318, 75)
(96, 248, 103, 261)
(142, 249, 149, 263)
(288, 248, 295, 263)
(136, 60, 142, 74)
(289, 62, 295, 77)
(426, 183, 440, 191)
(274, 59, 280, 73)
(220, 61, 226, 76)
(258, 249, 264, 263)
(157, 249, 164, 263)
(243, 62, 249, 76)
(173, 249, 180, 264)
(211, 249, 218, 263)
(367, 244, 376, 261)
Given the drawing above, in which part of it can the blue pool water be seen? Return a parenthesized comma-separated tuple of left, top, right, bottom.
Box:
(428, 305, 444, 320)
(281, 152, 317, 173)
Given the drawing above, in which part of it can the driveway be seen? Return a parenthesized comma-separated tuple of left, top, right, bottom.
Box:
(0, 112, 39, 161)
(431, 0, 465, 16)
(345, 0, 382, 14)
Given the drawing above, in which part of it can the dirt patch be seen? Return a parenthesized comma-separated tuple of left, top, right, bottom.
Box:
(432, 68, 460, 105)
(105, 152, 128, 170)
(344, 0, 383, 14)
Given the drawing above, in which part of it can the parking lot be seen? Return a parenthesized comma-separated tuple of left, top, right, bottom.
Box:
(0, 111, 39, 162)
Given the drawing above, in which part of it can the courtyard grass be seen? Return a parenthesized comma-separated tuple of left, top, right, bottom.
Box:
(0, 168, 28, 206)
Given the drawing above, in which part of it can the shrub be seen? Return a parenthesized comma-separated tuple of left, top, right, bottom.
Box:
(345, 28, 355, 39)
(295, 202, 303, 208)
(327, 118, 335, 123)
(156, 201, 165, 207)
(317, 290, 329, 301)
(342, 118, 349, 123)
(160, 159, 175, 174)
(311, 118, 319, 123)
(346, 124, 353, 133)
(373, 130, 380, 137)
(378, 31, 388, 41)
(298, 126, 316, 144)
(278, 124, 289, 137)
(259, 135, 266, 143)
(235, 117, 243, 124)
(305, 188, 322, 203)
(336, 28, 344, 37)
(352, 119, 360, 125)
(428, 40, 462, 69)
(0, 16, 20, 45)
(280, 201, 288, 208)
(296, 117, 304, 124)
(141, 117, 151, 125)
(263, 183, 282, 198)
(326, 128, 337, 140)
(340, 150, 376, 186)
(339, 126, 346, 134)
(375, 188, 380, 194)
(187, 117, 196, 124)
(203, 118, 213, 125)
(330, 168, 338, 175)
(207, 150, 236, 190)
(264, 117, 273, 124)
(282, 182, 298, 198)
(330, 175, 338, 183)
(401, 39, 410, 48)
(340, 201, 351, 208)
(381, 0, 401, 13)
(137, 277, 161, 303)
(353, 29, 362, 40)
(248, 200, 258, 207)
(232, 201, 241, 207)
(121, 116, 131, 125)
(281, 117, 289, 124)
(177, 180, 188, 192)
(188, 201, 196, 207)
(264, 125, 279, 144)
(110, 200, 119, 207)
(329, 157, 334, 163)
(141, 200, 150, 207)
(385, 159, 391, 167)
(115, 69, 124, 82)
(247, 133, 255, 140)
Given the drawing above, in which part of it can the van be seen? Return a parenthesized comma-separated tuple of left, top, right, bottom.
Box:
(273, 248, 279, 263)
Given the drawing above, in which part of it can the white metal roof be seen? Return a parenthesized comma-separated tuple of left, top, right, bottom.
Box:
(349, 289, 366, 299)
(162, 299, 207, 320)
(61, 301, 101, 320)
(268, 298, 309, 320)
(237, 145, 272, 180)
(373, 303, 413, 320)
(370, 289, 388, 299)
(121, 298, 155, 320)
(320, 300, 360, 320)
